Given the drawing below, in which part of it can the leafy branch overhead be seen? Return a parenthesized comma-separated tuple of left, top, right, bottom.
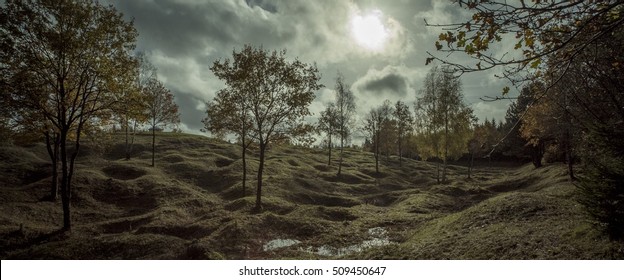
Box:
(426, 0, 624, 88)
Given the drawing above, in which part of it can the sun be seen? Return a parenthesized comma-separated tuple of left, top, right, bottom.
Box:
(350, 10, 388, 51)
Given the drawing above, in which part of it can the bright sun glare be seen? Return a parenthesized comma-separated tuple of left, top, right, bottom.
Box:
(351, 10, 388, 51)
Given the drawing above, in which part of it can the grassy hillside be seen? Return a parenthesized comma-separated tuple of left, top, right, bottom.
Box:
(0, 132, 622, 259)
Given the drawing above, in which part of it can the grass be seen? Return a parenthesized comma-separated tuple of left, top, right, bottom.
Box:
(0, 132, 622, 259)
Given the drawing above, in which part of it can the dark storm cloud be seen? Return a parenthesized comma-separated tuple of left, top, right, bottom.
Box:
(171, 90, 206, 131)
(361, 73, 408, 97)
(114, 0, 276, 57)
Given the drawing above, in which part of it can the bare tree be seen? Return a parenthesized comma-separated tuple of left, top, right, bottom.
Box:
(393, 100, 414, 166)
(317, 103, 338, 166)
(334, 74, 356, 176)
(363, 108, 382, 174)
(203, 87, 254, 197)
(145, 78, 180, 167)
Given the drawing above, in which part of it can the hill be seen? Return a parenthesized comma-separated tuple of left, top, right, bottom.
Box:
(0, 132, 622, 259)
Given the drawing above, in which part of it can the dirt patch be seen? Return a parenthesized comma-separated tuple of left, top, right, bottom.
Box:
(102, 165, 147, 180)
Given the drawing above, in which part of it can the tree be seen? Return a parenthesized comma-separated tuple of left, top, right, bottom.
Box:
(210, 45, 322, 211)
(426, 0, 624, 86)
(520, 82, 575, 169)
(317, 103, 338, 166)
(427, 0, 624, 238)
(1, 0, 138, 230)
(110, 56, 149, 161)
(416, 66, 474, 183)
(378, 100, 395, 162)
(145, 77, 180, 167)
(499, 85, 535, 163)
(334, 74, 356, 176)
(363, 108, 382, 174)
(203, 86, 254, 197)
(469, 119, 502, 170)
(113, 52, 156, 161)
(393, 100, 414, 166)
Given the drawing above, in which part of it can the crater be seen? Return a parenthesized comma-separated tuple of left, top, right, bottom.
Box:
(102, 164, 147, 180)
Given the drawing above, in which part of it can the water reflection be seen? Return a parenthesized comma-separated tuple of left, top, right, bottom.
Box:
(262, 227, 393, 257)
(262, 238, 301, 251)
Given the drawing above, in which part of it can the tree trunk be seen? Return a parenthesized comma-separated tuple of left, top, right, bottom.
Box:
(255, 142, 267, 212)
(337, 136, 343, 176)
(59, 128, 71, 231)
(566, 147, 574, 180)
(531, 143, 543, 168)
(442, 157, 447, 183)
(45, 131, 59, 201)
(151, 124, 156, 167)
(125, 117, 130, 160)
(565, 136, 575, 180)
(443, 110, 448, 183)
(375, 131, 380, 174)
(327, 134, 332, 166)
(398, 134, 403, 167)
(436, 160, 440, 184)
(241, 140, 247, 197)
(468, 152, 474, 179)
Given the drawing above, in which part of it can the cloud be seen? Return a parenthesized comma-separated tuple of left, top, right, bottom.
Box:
(169, 89, 207, 131)
(352, 65, 426, 114)
(361, 73, 408, 96)
(104, 0, 513, 139)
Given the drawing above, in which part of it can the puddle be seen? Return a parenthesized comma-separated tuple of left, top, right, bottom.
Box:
(262, 227, 393, 257)
(305, 227, 392, 257)
(263, 239, 301, 251)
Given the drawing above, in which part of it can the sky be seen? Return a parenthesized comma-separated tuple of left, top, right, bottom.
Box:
(105, 0, 515, 141)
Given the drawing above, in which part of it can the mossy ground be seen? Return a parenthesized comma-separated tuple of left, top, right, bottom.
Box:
(0, 132, 622, 259)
